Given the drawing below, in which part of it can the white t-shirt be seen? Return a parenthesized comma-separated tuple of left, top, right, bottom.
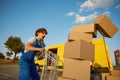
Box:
(24, 37, 38, 53)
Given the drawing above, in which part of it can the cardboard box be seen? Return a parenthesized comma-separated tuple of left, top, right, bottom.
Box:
(71, 23, 97, 38)
(105, 75, 120, 80)
(101, 73, 110, 80)
(64, 40, 94, 61)
(68, 32, 92, 42)
(63, 59, 91, 80)
(110, 69, 120, 77)
(58, 77, 75, 80)
(93, 15, 118, 38)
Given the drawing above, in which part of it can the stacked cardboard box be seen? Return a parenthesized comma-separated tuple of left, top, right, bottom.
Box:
(71, 23, 97, 38)
(105, 70, 120, 80)
(64, 40, 94, 61)
(63, 59, 91, 80)
(102, 70, 120, 80)
(111, 69, 120, 76)
(101, 73, 110, 80)
(68, 32, 92, 42)
(91, 72, 120, 80)
(61, 23, 95, 80)
(105, 76, 120, 80)
(60, 15, 119, 80)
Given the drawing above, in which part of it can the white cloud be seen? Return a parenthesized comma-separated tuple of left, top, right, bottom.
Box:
(87, 11, 98, 20)
(66, 12, 76, 17)
(75, 15, 87, 23)
(94, 0, 114, 8)
(66, 0, 114, 24)
(74, 11, 98, 23)
(80, 0, 94, 9)
(79, 8, 83, 13)
(80, 0, 114, 12)
(103, 11, 110, 16)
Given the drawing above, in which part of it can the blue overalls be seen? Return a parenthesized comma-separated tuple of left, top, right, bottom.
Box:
(19, 39, 43, 80)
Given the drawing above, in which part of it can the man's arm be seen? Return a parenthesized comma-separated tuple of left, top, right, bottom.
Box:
(25, 42, 45, 52)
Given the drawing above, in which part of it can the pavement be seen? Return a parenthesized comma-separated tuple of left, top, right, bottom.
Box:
(0, 65, 62, 80)
(0, 65, 19, 80)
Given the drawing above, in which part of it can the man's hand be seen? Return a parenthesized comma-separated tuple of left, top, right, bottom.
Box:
(39, 48, 46, 53)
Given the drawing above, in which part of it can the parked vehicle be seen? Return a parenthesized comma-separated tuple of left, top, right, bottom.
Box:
(35, 37, 113, 72)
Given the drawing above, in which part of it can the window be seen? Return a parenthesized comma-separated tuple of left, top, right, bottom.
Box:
(48, 48, 58, 54)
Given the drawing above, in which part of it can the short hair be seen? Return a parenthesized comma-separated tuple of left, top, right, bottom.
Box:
(35, 28, 48, 36)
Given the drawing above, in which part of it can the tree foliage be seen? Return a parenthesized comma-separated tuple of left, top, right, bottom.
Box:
(0, 52, 5, 59)
(4, 36, 24, 61)
(6, 51, 13, 58)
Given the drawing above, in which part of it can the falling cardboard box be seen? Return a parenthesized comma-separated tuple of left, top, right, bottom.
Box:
(71, 23, 97, 38)
(68, 32, 93, 42)
(93, 15, 118, 38)
(63, 59, 91, 80)
(64, 40, 94, 61)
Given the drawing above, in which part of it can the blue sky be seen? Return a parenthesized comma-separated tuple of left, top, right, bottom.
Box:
(0, 0, 120, 64)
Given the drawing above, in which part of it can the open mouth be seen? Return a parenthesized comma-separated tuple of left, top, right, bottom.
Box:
(42, 36, 45, 39)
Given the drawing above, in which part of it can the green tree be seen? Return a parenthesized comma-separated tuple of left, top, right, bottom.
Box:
(4, 36, 24, 61)
(14, 56, 19, 60)
(0, 52, 5, 59)
(6, 51, 13, 59)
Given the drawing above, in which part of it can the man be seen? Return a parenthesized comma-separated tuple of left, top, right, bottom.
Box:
(19, 28, 48, 80)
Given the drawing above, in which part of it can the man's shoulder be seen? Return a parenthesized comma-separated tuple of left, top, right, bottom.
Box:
(27, 37, 37, 43)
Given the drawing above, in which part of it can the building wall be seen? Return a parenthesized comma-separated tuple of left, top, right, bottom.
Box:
(114, 50, 120, 65)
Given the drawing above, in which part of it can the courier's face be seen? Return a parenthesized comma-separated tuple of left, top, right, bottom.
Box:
(37, 32, 46, 40)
